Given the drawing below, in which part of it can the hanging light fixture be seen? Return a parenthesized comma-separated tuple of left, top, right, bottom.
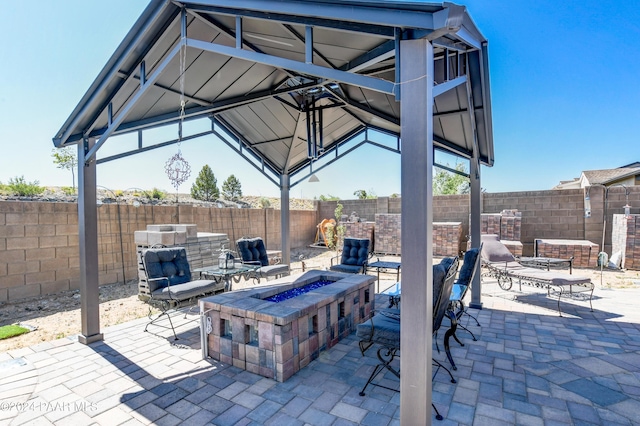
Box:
(305, 89, 324, 160)
(308, 174, 319, 183)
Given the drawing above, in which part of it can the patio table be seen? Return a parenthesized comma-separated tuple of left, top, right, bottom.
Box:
(368, 260, 401, 293)
(193, 262, 259, 291)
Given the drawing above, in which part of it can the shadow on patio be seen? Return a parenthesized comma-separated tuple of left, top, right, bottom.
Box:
(2, 277, 640, 425)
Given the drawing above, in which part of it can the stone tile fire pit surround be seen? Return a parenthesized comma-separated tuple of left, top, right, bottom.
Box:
(199, 270, 376, 382)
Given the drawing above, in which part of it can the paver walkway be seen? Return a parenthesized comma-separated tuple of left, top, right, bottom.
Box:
(2, 277, 640, 425)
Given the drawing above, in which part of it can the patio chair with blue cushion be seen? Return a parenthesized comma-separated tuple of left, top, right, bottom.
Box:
(449, 244, 483, 341)
(236, 237, 290, 282)
(140, 247, 224, 340)
(329, 237, 371, 274)
(355, 256, 459, 421)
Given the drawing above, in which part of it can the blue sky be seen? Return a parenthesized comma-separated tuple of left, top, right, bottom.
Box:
(1, 1, 639, 199)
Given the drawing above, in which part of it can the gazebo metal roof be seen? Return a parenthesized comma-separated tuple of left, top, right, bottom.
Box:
(53, 0, 493, 184)
(53, 2, 493, 423)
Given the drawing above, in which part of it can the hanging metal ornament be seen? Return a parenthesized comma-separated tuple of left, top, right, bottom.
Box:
(165, 151, 191, 191)
(165, 20, 191, 194)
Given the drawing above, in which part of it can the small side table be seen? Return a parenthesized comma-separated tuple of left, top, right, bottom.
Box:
(381, 282, 401, 308)
(368, 260, 401, 293)
(520, 256, 573, 274)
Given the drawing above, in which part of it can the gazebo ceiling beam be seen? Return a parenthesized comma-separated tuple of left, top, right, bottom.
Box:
(64, 80, 322, 145)
(185, 38, 396, 95)
(339, 39, 395, 73)
(182, 2, 406, 37)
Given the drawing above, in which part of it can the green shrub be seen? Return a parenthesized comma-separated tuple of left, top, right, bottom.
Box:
(146, 188, 166, 200)
(6, 176, 45, 196)
(259, 197, 271, 208)
(61, 186, 76, 196)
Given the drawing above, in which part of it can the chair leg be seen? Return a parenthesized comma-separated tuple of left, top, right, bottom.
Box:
(144, 303, 178, 340)
(432, 403, 443, 421)
(359, 340, 373, 356)
(443, 311, 458, 370)
(359, 347, 399, 396)
(431, 358, 455, 421)
(456, 323, 477, 341)
(433, 358, 456, 384)
(463, 308, 481, 327)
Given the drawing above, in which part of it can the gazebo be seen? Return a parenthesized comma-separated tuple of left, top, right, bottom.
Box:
(53, 1, 494, 423)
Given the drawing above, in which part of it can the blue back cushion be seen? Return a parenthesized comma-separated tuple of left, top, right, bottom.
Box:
(143, 248, 192, 287)
(340, 238, 370, 266)
(433, 257, 456, 331)
(237, 238, 269, 266)
(458, 247, 480, 285)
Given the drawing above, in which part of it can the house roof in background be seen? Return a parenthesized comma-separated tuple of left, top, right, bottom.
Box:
(583, 165, 640, 185)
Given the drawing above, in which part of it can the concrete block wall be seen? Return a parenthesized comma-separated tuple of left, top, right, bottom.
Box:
(0, 201, 79, 301)
(318, 188, 640, 258)
(0, 201, 318, 302)
(483, 189, 586, 256)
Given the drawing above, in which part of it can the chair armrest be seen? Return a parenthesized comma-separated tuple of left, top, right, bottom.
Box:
(241, 260, 262, 266)
(330, 254, 341, 267)
(147, 277, 169, 293)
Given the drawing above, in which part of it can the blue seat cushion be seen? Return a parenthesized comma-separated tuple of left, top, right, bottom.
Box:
(330, 264, 364, 274)
(356, 309, 401, 348)
(257, 264, 290, 278)
(151, 279, 222, 300)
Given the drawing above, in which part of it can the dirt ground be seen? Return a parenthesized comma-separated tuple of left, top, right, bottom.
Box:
(1, 248, 639, 353)
(0, 247, 336, 352)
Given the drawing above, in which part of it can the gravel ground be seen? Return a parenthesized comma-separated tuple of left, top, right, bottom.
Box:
(1, 247, 638, 352)
(0, 247, 335, 352)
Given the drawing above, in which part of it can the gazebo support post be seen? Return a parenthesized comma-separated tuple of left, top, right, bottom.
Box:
(280, 174, 291, 269)
(400, 38, 434, 425)
(469, 155, 483, 309)
(77, 138, 103, 344)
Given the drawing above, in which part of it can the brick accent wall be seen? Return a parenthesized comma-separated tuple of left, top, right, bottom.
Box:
(534, 239, 599, 268)
(374, 214, 462, 257)
(342, 221, 375, 243)
(612, 214, 640, 270)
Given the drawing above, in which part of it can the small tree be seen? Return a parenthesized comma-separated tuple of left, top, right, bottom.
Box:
(433, 163, 470, 195)
(222, 174, 243, 201)
(52, 147, 78, 190)
(354, 189, 377, 199)
(353, 189, 368, 199)
(325, 202, 346, 251)
(191, 165, 219, 201)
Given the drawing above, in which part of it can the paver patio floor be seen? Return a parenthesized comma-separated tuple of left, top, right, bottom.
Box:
(2, 276, 640, 425)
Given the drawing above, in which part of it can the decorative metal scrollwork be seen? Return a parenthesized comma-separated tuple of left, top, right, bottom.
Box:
(164, 151, 191, 191)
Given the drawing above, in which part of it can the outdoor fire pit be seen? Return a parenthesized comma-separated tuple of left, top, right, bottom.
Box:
(199, 270, 376, 381)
